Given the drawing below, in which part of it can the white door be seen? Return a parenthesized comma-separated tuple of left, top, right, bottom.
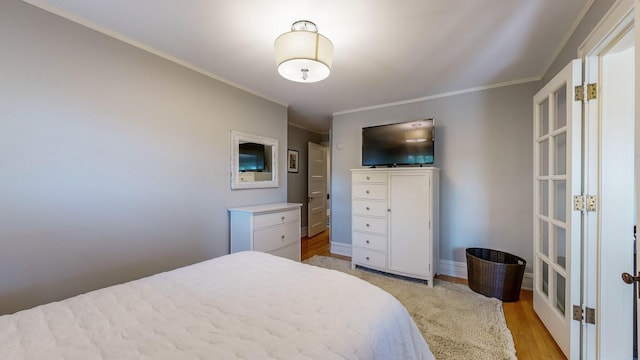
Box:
(578, 3, 636, 356)
(533, 59, 582, 358)
(586, 26, 635, 359)
(636, 4, 640, 355)
(307, 142, 327, 237)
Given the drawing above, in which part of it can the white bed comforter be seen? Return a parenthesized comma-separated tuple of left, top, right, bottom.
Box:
(0, 251, 434, 359)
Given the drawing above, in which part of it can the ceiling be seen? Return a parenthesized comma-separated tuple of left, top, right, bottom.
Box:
(25, 0, 592, 133)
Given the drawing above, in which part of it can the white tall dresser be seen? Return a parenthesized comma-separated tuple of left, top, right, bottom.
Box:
(351, 168, 439, 286)
(229, 203, 302, 261)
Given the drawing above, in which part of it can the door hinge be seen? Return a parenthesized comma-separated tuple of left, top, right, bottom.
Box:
(586, 195, 597, 212)
(585, 307, 596, 324)
(574, 194, 596, 212)
(574, 85, 584, 102)
(573, 195, 585, 211)
(575, 83, 597, 101)
(587, 83, 597, 100)
(573, 305, 596, 324)
(572, 305, 582, 321)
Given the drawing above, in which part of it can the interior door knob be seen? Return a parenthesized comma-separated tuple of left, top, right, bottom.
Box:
(622, 272, 640, 284)
(622, 272, 640, 298)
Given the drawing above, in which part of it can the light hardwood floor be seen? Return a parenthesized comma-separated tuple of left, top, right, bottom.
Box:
(301, 231, 566, 360)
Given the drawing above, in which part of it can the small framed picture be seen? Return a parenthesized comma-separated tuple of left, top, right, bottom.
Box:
(287, 149, 299, 173)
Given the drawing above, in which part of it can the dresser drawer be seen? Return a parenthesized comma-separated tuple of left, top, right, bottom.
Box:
(253, 222, 299, 252)
(254, 209, 299, 229)
(352, 200, 387, 217)
(352, 248, 386, 269)
(352, 232, 387, 252)
(352, 216, 387, 235)
(352, 184, 386, 200)
(352, 172, 387, 183)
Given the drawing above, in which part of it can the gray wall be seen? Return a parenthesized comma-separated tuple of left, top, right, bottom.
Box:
(0, 0, 287, 314)
(543, 0, 617, 84)
(287, 125, 322, 230)
(330, 0, 619, 273)
(331, 82, 538, 270)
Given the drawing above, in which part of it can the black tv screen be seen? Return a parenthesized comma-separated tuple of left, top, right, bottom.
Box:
(362, 119, 434, 167)
(238, 142, 266, 171)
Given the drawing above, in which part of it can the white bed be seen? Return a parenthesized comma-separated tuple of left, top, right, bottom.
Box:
(0, 251, 434, 359)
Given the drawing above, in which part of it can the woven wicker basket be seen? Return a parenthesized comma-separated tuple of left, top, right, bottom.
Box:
(465, 248, 526, 302)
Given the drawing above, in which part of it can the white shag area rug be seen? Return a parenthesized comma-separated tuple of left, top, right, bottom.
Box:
(304, 256, 517, 360)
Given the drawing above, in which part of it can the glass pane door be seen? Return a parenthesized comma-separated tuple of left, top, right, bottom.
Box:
(533, 59, 582, 358)
(536, 92, 568, 316)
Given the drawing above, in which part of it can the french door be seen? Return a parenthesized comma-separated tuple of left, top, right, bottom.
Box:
(534, 5, 637, 357)
(533, 59, 583, 358)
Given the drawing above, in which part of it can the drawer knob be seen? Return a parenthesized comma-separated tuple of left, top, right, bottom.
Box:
(281, 216, 285, 221)
(366, 206, 370, 211)
(366, 176, 370, 180)
(366, 240, 370, 244)
(366, 223, 370, 227)
(365, 190, 370, 194)
(281, 235, 285, 240)
(366, 256, 370, 261)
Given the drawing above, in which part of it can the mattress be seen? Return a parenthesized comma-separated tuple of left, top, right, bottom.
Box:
(0, 251, 434, 359)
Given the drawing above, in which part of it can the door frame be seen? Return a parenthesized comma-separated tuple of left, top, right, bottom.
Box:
(637, 0, 640, 355)
(635, 0, 639, 356)
(578, 0, 636, 358)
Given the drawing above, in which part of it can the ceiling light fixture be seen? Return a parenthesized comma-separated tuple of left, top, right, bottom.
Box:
(274, 20, 334, 83)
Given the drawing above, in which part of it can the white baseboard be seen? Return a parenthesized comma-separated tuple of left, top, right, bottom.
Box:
(320, 249, 534, 291)
(522, 273, 533, 291)
(330, 242, 352, 257)
(438, 259, 533, 291)
(301, 226, 308, 238)
(438, 259, 469, 279)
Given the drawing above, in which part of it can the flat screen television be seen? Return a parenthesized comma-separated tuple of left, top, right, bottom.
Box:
(238, 142, 266, 171)
(362, 119, 434, 167)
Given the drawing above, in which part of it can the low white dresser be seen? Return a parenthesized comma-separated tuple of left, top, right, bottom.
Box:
(229, 203, 302, 261)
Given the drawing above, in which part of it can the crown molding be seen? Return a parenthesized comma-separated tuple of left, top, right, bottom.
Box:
(333, 76, 541, 116)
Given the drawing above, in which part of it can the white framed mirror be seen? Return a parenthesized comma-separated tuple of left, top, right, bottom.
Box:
(231, 131, 279, 189)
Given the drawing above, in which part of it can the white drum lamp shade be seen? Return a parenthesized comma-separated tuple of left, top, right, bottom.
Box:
(274, 21, 334, 83)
